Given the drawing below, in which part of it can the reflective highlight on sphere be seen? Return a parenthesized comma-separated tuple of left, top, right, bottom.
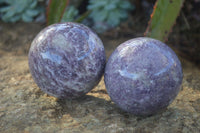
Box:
(104, 37, 183, 116)
(29, 22, 106, 99)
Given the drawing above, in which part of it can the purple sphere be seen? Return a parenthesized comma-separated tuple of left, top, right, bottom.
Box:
(104, 37, 183, 116)
(29, 22, 106, 99)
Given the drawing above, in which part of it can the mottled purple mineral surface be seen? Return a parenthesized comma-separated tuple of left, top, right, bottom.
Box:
(104, 37, 183, 116)
(29, 22, 106, 99)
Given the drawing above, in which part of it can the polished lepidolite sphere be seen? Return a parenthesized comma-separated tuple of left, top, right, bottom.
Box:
(104, 37, 183, 116)
(29, 22, 106, 99)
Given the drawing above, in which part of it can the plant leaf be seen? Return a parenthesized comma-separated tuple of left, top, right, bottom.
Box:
(0, 6, 10, 12)
(119, 0, 133, 9)
(47, 0, 69, 25)
(107, 9, 120, 27)
(30, 0, 37, 8)
(75, 10, 91, 23)
(61, 6, 78, 22)
(9, 15, 21, 22)
(0, 0, 5, 4)
(22, 13, 33, 22)
(91, 9, 108, 22)
(145, 0, 184, 42)
(88, 0, 107, 9)
(25, 9, 39, 17)
(3, 9, 15, 18)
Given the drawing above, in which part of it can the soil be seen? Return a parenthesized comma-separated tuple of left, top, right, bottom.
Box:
(0, 20, 200, 133)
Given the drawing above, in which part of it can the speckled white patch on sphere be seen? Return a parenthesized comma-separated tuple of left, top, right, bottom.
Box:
(28, 22, 106, 99)
(104, 37, 183, 116)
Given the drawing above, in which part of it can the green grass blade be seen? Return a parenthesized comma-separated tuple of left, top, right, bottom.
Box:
(75, 10, 91, 23)
(47, 0, 69, 25)
(145, 0, 184, 42)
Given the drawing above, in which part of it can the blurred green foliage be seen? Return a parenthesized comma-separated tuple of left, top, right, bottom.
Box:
(0, 0, 42, 22)
(46, 0, 134, 32)
(88, 0, 134, 31)
(0, 0, 183, 39)
(61, 6, 78, 22)
(0, 0, 134, 33)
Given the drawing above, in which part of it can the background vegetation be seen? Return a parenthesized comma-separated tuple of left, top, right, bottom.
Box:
(0, 0, 199, 65)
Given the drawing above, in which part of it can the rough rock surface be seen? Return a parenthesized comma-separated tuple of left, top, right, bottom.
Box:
(0, 22, 200, 133)
(29, 22, 106, 99)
